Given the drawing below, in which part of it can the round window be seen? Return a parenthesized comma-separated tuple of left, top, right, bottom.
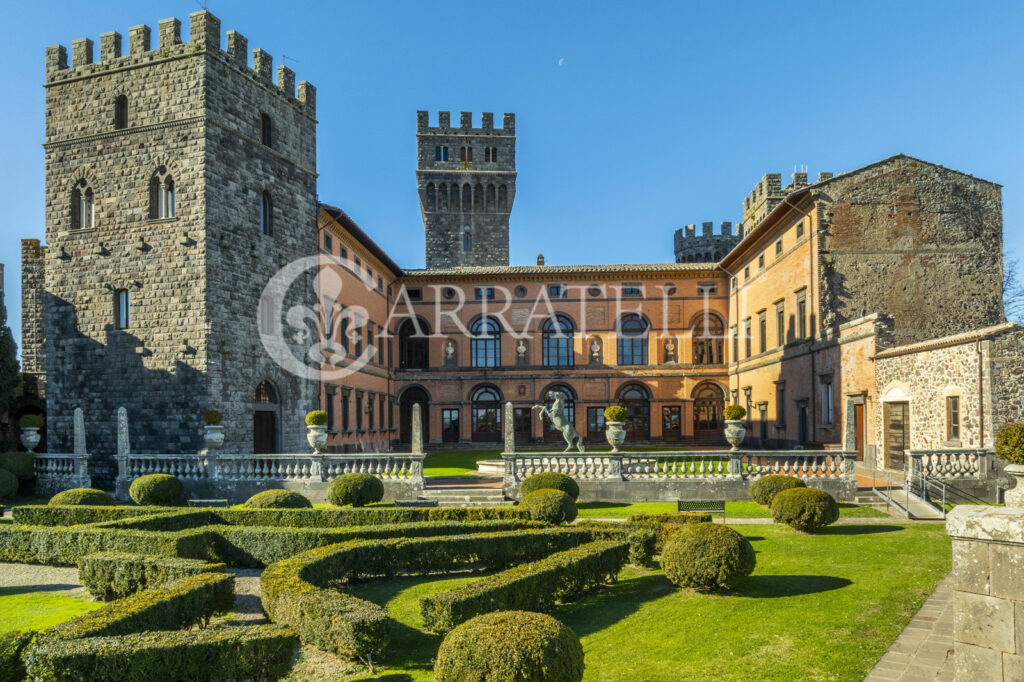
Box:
(514, 285, 528, 298)
(588, 285, 602, 297)
(442, 287, 456, 300)
(664, 283, 677, 295)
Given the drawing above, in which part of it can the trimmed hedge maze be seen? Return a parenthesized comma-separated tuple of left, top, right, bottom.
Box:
(2, 505, 650, 678)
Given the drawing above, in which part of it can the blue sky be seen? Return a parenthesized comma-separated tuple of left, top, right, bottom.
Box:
(2, 0, 1023, 352)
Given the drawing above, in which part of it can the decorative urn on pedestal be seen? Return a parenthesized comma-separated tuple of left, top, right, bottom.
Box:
(996, 423, 1024, 506)
(306, 410, 329, 455)
(18, 414, 43, 453)
(604, 406, 628, 454)
(202, 410, 224, 451)
(723, 405, 747, 452)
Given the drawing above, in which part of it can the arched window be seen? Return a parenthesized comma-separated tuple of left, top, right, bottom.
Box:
(438, 183, 448, 211)
(542, 314, 575, 367)
(471, 316, 501, 368)
(149, 168, 175, 219)
(425, 183, 436, 211)
(460, 146, 473, 162)
(253, 380, 279, 454)
(543, 384, 576, 440)
(471, 385, 502, 442)
(260, 113, 272, 147)
(486, 184, 496, 212)
(114, 96, 128, 130)
(617, 314, 649, 366)
(463, 226, 472, 252)
(70, 180, 94, 230)
(618, 383, 651, 441)
(254, 380, 278, 404)
(498, 185, 508, 212)
(474, 183, 484, 212)
(692, 382, 725, 441)
(260, 191, 273, 235)
(692, 313, 725, 365)
(462, 184, 471, 212)
(398, 318, 430, 370)
(114, 289, 130, 329)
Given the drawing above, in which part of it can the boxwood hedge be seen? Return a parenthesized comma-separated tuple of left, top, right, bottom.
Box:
(625, 512, 713, 551)
(78, 552, 228, 601)
(48, 488, 116, 507)
(0, 525, 215, 566)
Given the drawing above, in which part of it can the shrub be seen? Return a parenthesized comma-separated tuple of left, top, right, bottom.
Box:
(996, 423, 1024, 465)
(128, 474, 184, 506)
(23, 625, 296, 682)
(49, 488, 115, 507)
(327, 473, 384, 507)
(17, 414, 43, 429)
(520, 472, 580, 500)
(78, 553, 227, 601)
(661, 523, 756, 590)
(11, 505, 172, 526)
(243, 489, 312, 509)
(723, 404, 746, 420)
(771, 487, 840, 532)
(576, 521, 657, 566)
(422, 540, 628, 632)
(0, 452, 35, 481)
(626, 512, 712, 551)
(0, 630, 34, 681)
(305, 410, 328, 426)
(519, 489, 577, 524)
(0, 468, 17, 502)
(202, 410, 223, 426)
(749, 474, 806, 506)
(0, 525, 215, 566)
(435, 610, 584, 682)
(603, 406, 627, 422)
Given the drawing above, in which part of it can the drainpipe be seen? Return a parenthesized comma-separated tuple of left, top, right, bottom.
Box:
(977, 340, 985, 448)
(718, 262, 739, 402)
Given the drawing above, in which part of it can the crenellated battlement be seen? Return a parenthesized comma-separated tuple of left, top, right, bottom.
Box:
(416, 111, 515, 136)
(742, 170, 833, 228)
(43, 11, 315, 117)
(673, 221, 742, 263)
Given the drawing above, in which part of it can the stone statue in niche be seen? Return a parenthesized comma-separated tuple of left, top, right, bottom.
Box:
(664, 338, 677, 363)
(443, 339, 457, 366)
(516, 339, 528, 366)
(589, 337, 602, 364)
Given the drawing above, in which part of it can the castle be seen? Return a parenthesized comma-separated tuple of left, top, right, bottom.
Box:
(20, 11, 1023, 486)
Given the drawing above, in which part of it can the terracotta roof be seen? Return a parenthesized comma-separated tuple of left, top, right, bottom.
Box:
(401, 262, 722, 279)
(319, 203, 404, 276)
(874, 322, 1018, 359)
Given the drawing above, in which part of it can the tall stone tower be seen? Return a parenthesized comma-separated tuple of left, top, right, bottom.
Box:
(40, 11, 318, 481)
(416, 112, 516, 269)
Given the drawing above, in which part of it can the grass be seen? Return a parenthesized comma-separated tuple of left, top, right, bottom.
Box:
(0, 589, 101, 633)
(423, 450, 499, 477)
(335, 522, 949, 681)
(576, 500, 890, 519)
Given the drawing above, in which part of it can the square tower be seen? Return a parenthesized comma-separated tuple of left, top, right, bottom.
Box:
(40, 11, 318, 481)
(416, 111, 516, 269)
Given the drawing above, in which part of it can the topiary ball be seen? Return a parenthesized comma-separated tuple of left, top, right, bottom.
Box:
(519, 472, 580, 500)
(661, 522, 756, 590)
(771, 487, 840, 532)
(327, 473, 384, 507)
(49, 488, 115, 506)
(128, 474, 184, 506)
(244, 489, 312, 509)
(749, 474, 806, 506)
(996, 422, 1024, 465)
(435, 610, 584, 682)
(519, 488, 577, 524)
(0, 469, 17, 503)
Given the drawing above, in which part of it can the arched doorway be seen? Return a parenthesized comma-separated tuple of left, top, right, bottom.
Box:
(470, 385, 502, 442)
(618, 383, 651, 441)
(253, 380, 279, 454)
(691, 313, 725, 365)
(541, 383, 576, 443)
(398, 318, 430, 370)
(399, 386, 430, 445)
(692, 382, 725, 443)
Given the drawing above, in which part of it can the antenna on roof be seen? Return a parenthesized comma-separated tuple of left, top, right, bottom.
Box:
(194, 0, 209, 10)
(282, 54, 300, 67)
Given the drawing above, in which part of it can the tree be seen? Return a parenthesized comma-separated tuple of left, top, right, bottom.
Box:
(1006, 255, 1024, 324)
(0, 298, 17, 413)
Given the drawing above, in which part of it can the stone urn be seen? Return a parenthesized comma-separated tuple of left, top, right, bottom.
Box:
(605, 421, 626, 454)
(20, 427, 41, 454)
(307, 424, 328, 455)
(203, 425, 224, 451)
(1005, 463, 1024, 507)
(724, 420, 746, 451)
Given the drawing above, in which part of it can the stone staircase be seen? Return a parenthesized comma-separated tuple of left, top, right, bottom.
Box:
(421, 479, 508, 507)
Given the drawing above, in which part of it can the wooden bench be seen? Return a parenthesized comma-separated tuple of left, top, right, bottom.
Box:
(395, 498, 439, 507)
(677, 499, 726, 522)
(187, 499, 229, 508)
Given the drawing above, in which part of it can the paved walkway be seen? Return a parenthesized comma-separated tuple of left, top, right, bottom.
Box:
(863, 574, 955, 681)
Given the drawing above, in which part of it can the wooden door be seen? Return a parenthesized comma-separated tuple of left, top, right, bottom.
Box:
(253, 411, 277, 454)
(884, 402, 909, 471)
(854, 403, 865, 461)
(662, 406, 681, 441)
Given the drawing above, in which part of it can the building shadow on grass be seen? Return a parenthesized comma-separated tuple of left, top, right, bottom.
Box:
(735, 574, 851, 598)
(556, 574, 673, 638)
(0, 584, 81, 596)
(820, 524, 904, 535)
(359, 676, 414, 682)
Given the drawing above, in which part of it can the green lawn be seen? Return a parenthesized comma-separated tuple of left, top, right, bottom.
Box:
(341, 522, 949, 681)
(423, 450, 500, 477)
(0, 589, 101, 633)
(576, 500, 890, 519)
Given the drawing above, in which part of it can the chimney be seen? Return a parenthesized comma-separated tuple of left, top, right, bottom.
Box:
(536, 254, 545, 266)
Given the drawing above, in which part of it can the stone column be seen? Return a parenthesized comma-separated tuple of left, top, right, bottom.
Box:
(116, 407, 130, 457)
(73, 408, 86, 455)
(502, 401, 515, 454)
(946, 505, 1024, 680)
(727, 452, 743, 480)
(411, 403, 424, 455)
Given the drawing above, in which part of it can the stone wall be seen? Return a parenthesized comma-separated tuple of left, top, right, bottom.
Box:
(20, 240, 46, 379)
(673, 221, 740, 263)
(947, 505, 1024, 680)
(989, 327, 1024, 434)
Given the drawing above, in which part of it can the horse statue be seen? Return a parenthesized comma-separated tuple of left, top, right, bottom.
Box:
(533, 395, 585, 453)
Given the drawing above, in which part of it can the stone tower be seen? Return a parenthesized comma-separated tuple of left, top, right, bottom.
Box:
(416, 111, 516, 269)
(673, 222, 742, 263)
(39, 11, 318, 481)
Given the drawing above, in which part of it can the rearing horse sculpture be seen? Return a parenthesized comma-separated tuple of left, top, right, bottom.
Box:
(533, 395, 585, 453)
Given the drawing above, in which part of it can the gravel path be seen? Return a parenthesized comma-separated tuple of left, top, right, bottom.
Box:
(220, 568, 268, 625)
(0, 562, 87, 598)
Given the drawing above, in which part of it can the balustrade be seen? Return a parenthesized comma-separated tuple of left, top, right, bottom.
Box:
(908, 449, 991, 479)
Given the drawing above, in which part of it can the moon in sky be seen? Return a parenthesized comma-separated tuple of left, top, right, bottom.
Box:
(558, 58, 565, 66)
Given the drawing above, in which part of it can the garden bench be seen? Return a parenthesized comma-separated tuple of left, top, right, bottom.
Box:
(395, 498, 439, 507)
(187, 499, 229, 508)
(677, 499, 726, 522)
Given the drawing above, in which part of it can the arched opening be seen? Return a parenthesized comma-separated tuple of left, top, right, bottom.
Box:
(399, 386, 430, 445)
(542, 383, 576, 442)
(114, 95, 128, 130)
(473, 183, 484, 212)
(618, 383, 651, 442)
(253, 380, 280, 454)
(498, 184, 508, 212)
(691, 313, 725, 365)
(149, 168, 175, 219)
(692, 381, 725, 443)
(463, 226, 472, 253)
(398, 318, 430, 369)
(542, 314, 575, 367)
(260, 113, 273, 147)
(260, 191, 273, 235)
(71, 181, 94, 230)
(616, 313, 649, 366)
(425, 183, 436, 211)
(486, 184, 496, 212)
(470, 385, 502, 442)
(438, 183, 448, 211)
(461, 184, 471, 212)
